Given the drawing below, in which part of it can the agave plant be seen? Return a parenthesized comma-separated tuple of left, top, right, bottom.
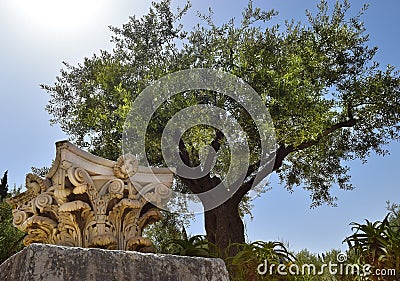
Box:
(344, 213, 400, 278)
(225, 241, 295, 281)
(377, 222, 400, 273)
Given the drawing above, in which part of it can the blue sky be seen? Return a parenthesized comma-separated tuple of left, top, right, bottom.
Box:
(0, 0, 399, 254)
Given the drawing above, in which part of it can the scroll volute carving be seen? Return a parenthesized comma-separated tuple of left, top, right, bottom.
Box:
(6, 141, 174, 252)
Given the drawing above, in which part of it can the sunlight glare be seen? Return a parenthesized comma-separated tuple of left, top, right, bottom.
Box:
(11, 0, 106, 30)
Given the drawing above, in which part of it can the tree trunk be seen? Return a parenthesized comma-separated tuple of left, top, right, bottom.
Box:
(204, 197, 244, 257)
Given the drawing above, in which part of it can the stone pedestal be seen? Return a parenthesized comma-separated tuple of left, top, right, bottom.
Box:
(0, 243, 230, 281)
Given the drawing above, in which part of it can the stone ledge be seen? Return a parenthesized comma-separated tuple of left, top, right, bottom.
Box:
(0, 243, 230, 281)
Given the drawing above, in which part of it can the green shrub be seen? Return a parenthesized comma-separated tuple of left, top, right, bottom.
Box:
(0, 200, 25, 264)
(344, 213, 400, 280)
(162, 234, 219, 258)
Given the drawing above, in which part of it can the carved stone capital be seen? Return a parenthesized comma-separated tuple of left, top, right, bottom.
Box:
(7, 141, 174, 252)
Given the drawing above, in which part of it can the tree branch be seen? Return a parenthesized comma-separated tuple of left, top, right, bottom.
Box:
(178, 137, 216, 194)
(177, 138, 205, 194)
(201, 130, 225, 178)
(210, 129, 225, 153)
(289, 117, 357, 153)
(232, 147, 279, 203)
(178, 138, 191, 167)
(231, 117, 357, 203)
(178, 175, 204, 194)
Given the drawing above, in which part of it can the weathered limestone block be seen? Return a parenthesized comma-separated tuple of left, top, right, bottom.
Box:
(6, 141, 175, 252)
(0, 243, 230, 281)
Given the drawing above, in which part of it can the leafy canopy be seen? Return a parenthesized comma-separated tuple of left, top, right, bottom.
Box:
(43, 0, 400, 209)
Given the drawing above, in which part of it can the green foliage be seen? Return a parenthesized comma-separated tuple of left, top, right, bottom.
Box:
(43, 0, 400, 207)
(288, 249, 364, 281)
(0, 201, 25, 264)
(386, 201, 400, 228)
(0, 171, 8, 200)
(158, 211, 399, 281)
(31, 166, 50, 178)
(143, 211, 189, 253)
(42, 0, 190, 161)
(162, 234, 218, 258)
(344, 213, 400, 278)
(42, 0, 400, 252)
(0, 176, 25, 265)
(162, 235, 295, 281)
(225, 241, 295, 281)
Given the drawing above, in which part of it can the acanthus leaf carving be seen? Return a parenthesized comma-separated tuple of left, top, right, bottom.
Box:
(7, 141, 174, 252)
